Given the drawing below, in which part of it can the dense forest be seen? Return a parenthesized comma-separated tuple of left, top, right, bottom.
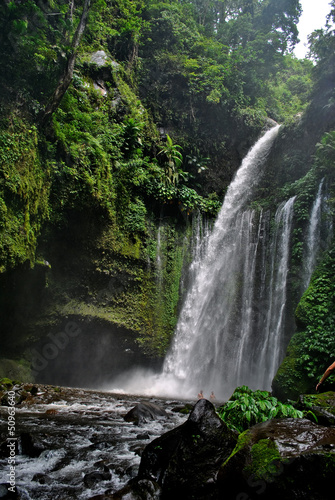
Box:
(0, 0, 335, 399)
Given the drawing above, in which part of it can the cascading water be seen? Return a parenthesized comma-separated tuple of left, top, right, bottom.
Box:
(110, 125, 297, 400)
(161, 124, 298, 399)
(303, 179, 324, 289)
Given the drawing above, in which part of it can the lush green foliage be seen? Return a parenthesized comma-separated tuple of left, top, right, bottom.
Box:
(272, 126, 335, 399)
(0, 0, 332, 364)
(217, 386, 303, 433)
(0, 116, 50, 271)
(295, 248, 335, 379)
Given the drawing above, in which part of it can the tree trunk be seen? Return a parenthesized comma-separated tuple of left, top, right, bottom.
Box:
(40, 0, 91, 128)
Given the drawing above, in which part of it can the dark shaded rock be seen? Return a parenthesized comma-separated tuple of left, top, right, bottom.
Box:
(0, 439, 19, 459)
(218, 418, 335, 500)
(20, 432, 46, 457)
(297, 392, 335, 426)
(136, 433, 150, 440)
(0, 484, 19, 498)
(84, 470, 111, 488)
(124, 402, 168, 424)
(30, 386, 38, 396)
(32, 473, 51, 485)
(171, 403, 194, 414)
(137, 398, 237, 499)
(129, 443, 146, 456)
(125, 464, 138, 479)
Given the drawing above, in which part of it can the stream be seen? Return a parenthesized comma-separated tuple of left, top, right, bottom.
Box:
(0, 385, 192, 499)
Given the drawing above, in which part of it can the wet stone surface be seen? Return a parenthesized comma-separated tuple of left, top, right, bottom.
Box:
(0, 385, 191, 499)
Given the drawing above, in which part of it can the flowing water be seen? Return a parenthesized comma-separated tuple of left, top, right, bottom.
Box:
(111, 125, 300, 400)
(0, 386, 189, 499)
(303, 178, 324, 289)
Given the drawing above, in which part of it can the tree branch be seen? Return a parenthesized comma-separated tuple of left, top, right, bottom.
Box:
(40, 0, 91, 128)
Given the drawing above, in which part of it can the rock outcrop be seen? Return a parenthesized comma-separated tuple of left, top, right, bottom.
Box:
(109, 399, 335, 500)
(124, 402, 168, 424)
(218, 417, 335, 500)
(111, 399, 237, 499)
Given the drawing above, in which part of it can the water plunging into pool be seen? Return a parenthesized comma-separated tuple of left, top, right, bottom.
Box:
(111, 125, 298, 400)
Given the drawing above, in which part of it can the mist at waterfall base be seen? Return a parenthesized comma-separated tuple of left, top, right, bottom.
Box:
(107, 125, 280, 400)
(107, 125, 327, 401)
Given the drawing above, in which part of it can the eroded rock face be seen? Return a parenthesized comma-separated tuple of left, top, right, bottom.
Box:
(298, 392, 335, 426)
(218, 418, 335, 500)
(124, 402, 168, 424)
(137, 399, 238, 499)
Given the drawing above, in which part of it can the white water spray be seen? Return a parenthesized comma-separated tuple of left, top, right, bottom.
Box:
(110, 125, 298, 400)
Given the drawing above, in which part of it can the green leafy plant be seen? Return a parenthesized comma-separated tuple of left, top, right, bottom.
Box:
(217, 386, 303, 433)
(158, 134, 183, 185)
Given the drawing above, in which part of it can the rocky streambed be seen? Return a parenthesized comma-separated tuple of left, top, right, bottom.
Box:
(0, 383, 190, 499)
(1, 383, 335, 500)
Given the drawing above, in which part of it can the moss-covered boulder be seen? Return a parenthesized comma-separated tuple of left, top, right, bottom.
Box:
(117, 399, 237, 500)
(297, 392, 335, 426)
(218, 418, 335, 500)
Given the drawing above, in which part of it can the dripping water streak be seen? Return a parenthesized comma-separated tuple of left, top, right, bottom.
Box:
(258, 196, 296, 388)
(304, 179, 324, 289)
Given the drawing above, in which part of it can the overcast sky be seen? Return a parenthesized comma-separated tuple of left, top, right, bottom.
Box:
(294, 0, 332, 58)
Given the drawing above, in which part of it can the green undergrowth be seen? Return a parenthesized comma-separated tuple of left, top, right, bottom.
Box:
(217, 386, 303, 433)
(0, 116, 50, 272)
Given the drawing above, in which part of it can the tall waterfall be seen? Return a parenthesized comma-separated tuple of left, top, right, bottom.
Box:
(110, 125, 298, 400)
(161, 125, 298, 399)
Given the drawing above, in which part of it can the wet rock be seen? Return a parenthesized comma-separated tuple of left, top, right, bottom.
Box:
(84, 470, 111, 488)
(20, 432, 46, 457)
(136, 398, 237, 499)
(129, 443, 146, 457)
(218, 418, 335, 500)
(32, 473, 52, 485)
(124, 402, 168, 424)
(171, 403, 194, 414)
(136, 433, 150, 440)
(297, 391, 335, 426)
(125, 464, 138, 479)
(0, 483, 20, 498)
(0, 439, 19, 459)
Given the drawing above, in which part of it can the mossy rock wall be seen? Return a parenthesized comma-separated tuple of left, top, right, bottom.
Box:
(273, 243, 335, 401)
(0, 203, 197, 384)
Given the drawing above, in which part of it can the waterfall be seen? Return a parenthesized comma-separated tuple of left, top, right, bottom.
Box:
(161, 125, 297, 399)
(110, 125, 297, 400)
(156, 224, 163, 289)
(303, 179, 324, 289)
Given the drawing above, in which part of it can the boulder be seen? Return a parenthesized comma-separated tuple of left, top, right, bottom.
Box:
(84, 470, 111, 488)
(0, 483, 19, 498)
(124, 402, 168, 424)
(137, 398, 237, 499)
(20, 432, 46, 457)
(32, 473, 52, 485)
(218, 418, 335, 499)
(89, 51, 120, 70)
(297, 391, 335, 426)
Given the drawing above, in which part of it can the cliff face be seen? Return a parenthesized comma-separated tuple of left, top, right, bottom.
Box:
(1, 1, 334, 393)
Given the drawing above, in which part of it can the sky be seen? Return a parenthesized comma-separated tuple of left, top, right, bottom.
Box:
(294, 0, 332, 58)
